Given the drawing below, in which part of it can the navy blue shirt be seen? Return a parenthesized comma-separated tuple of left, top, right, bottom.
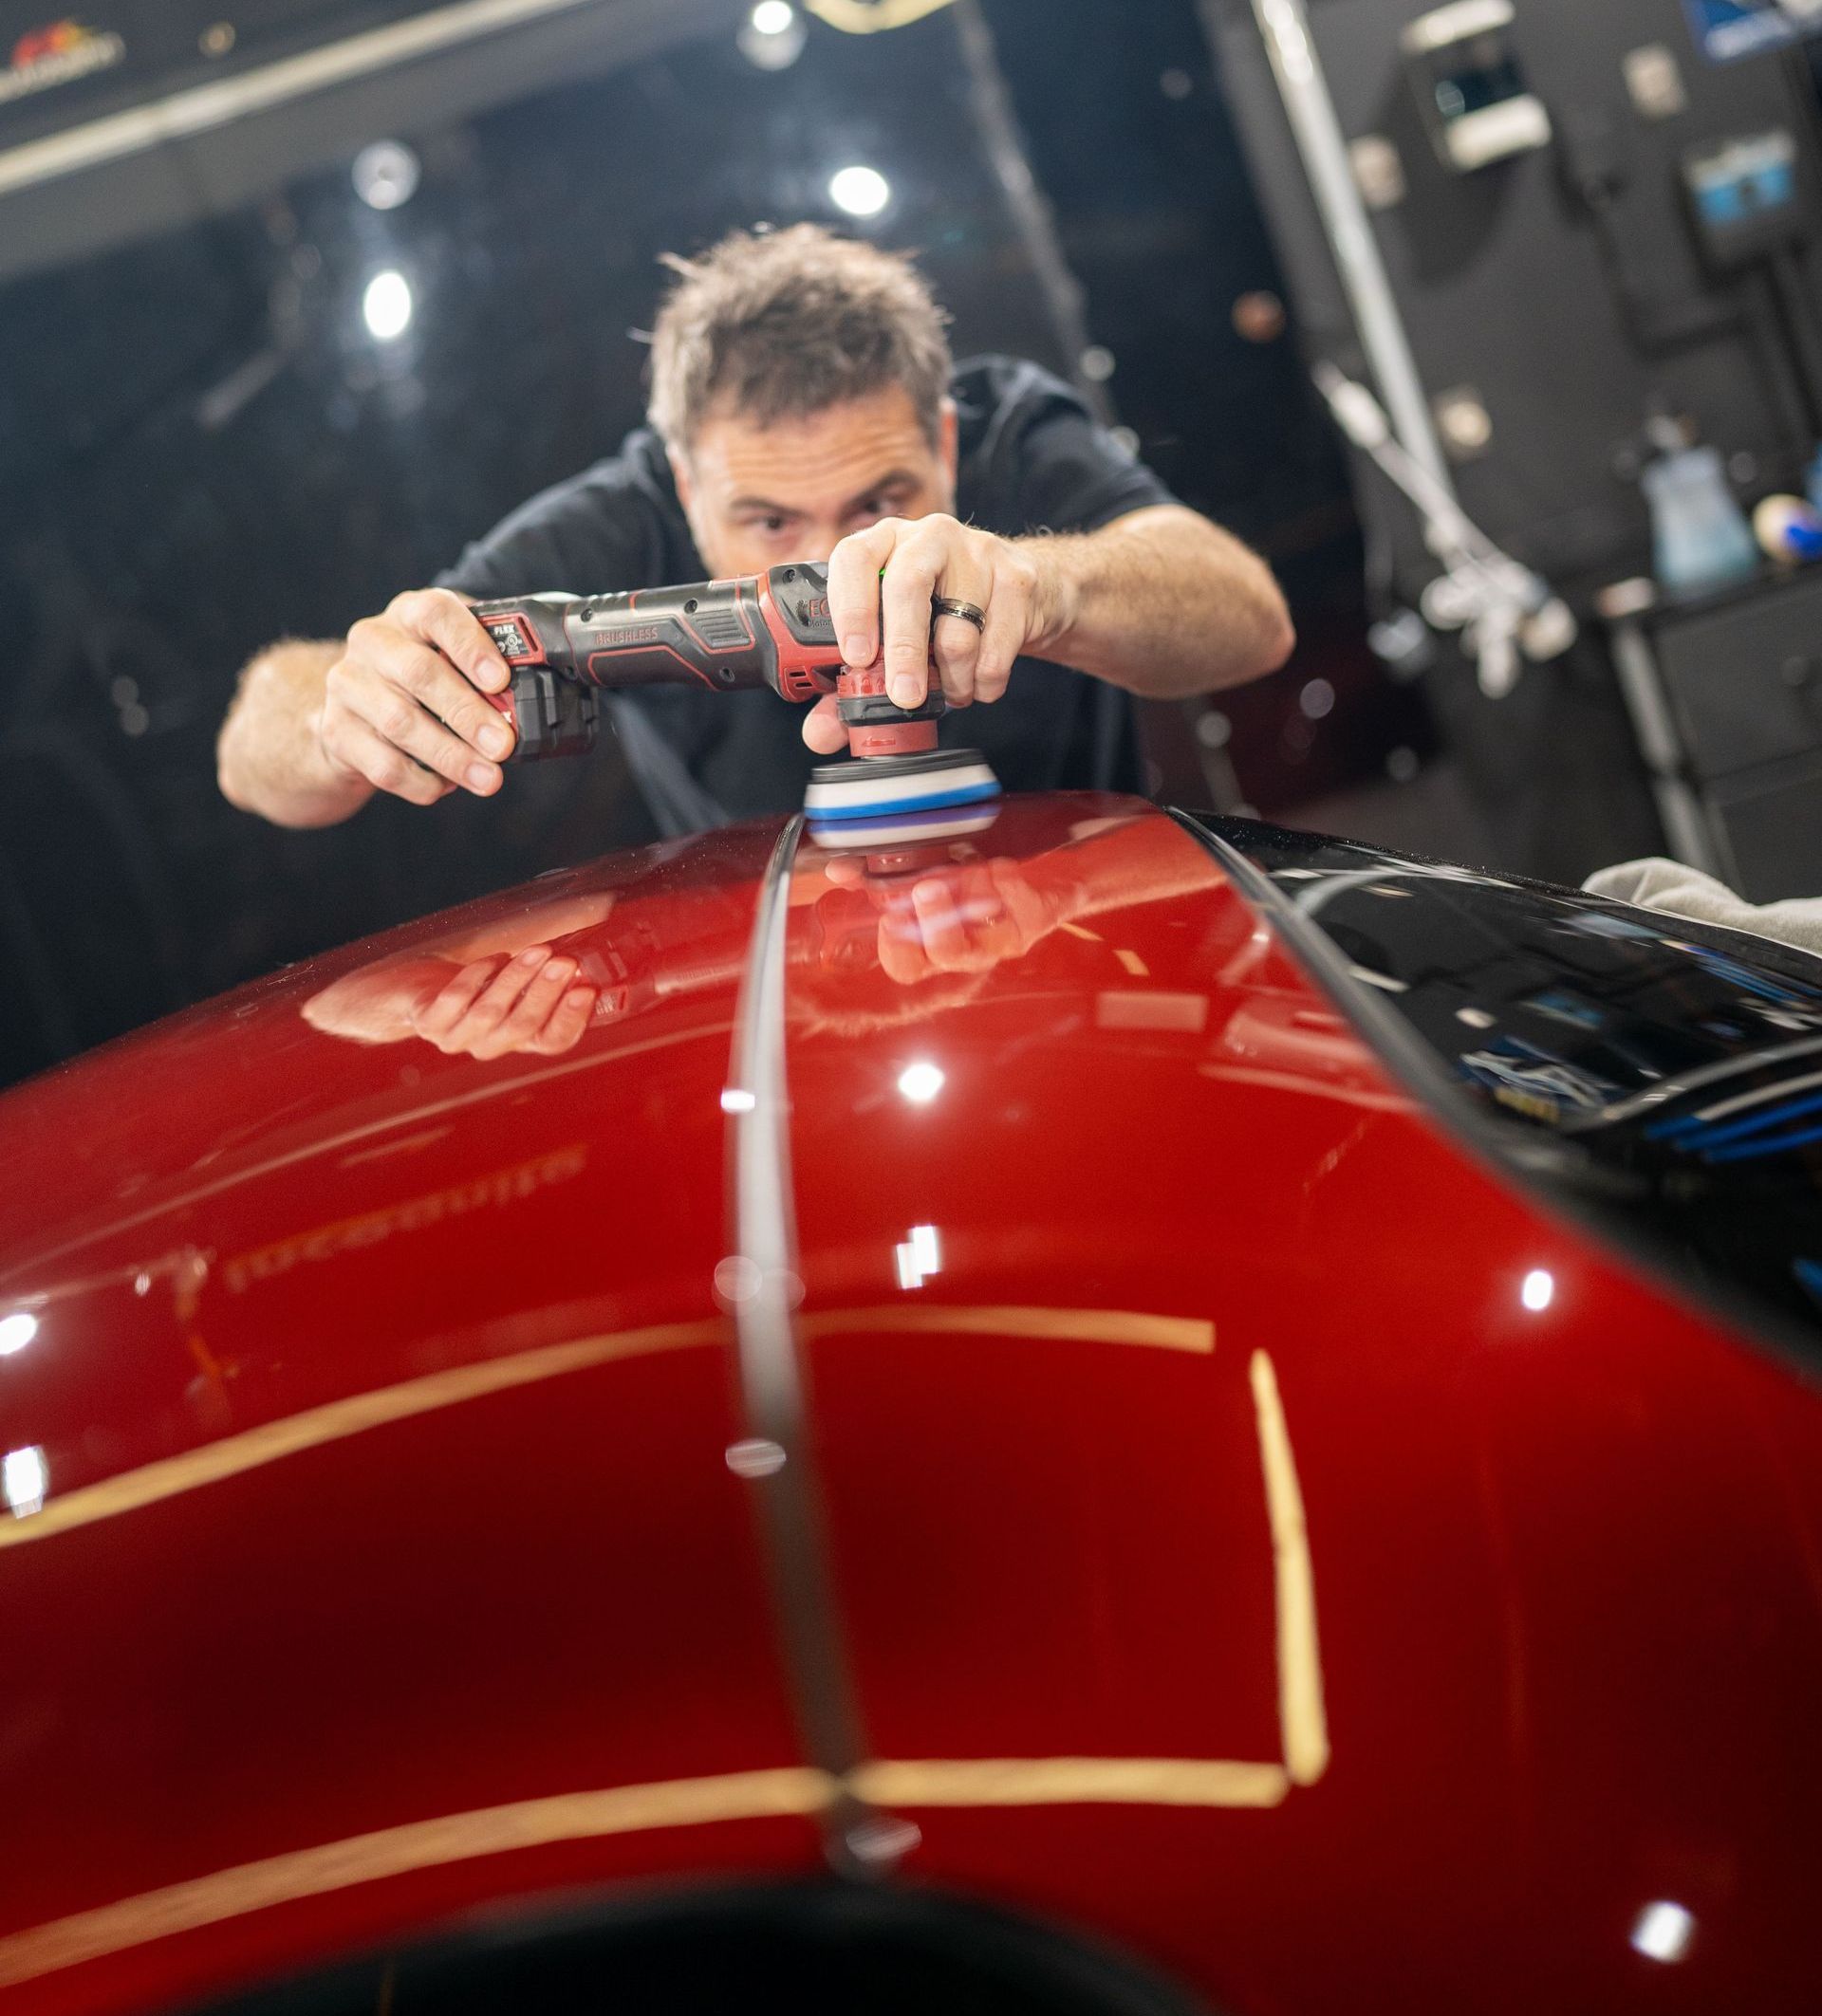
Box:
(437, 357, 1176, 833)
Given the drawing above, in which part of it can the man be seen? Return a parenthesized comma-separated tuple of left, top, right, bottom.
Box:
(218, 224, 1293, 841)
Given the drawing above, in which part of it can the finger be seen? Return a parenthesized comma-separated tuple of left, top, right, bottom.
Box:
(322, 709, 455, 808)
(357, 621, 515, 766)
(827, 522, 899, 669)
(801, 694, 850, 755)
(529, 986, 597, 1055)
(880, 534, 944, 710)
(958, 864, 1019, 959)
(471, 954, 576, 1061)
(449, 946, 552, 1047)
(929, 551, 995, 710)
(931, 612, 984, 709)
(339, 666, 504, 796)
(413, 958, 505, 1040)
(990, 859, 1052, 943)
(911, 877, 981, 971)
(391, 587, 512, 694)
(878, 907, 935, 986)
(973, 581, 1028, 706)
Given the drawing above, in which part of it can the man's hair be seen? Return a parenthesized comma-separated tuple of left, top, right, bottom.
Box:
(646, 224, 953, 453)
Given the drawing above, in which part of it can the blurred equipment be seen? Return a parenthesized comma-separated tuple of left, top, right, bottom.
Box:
(1401, 1, 1552, 172)
(1687, 0, 1822, 65)
(1642, 418, 1761, 593)
(1211, 0, 1822, 887)
(1752, 488, 1822, 555)
(0, 0, 743, 286)
(474, 565, 1002, 822)
(1314, 360, 1576, 695)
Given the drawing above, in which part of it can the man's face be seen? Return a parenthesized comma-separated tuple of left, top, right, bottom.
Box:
(670, 383, 957, 578)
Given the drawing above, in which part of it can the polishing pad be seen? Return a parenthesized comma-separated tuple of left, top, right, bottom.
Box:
(803, 748, 1001, 824)
(807, 802, 1002, 851)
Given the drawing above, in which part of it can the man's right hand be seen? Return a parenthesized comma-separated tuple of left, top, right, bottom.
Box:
(317, 588, 517, 806)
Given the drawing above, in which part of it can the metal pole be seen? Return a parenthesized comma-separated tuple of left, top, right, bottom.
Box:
(1218, 0, 1454, 493)
(950, 0, 1111, 422)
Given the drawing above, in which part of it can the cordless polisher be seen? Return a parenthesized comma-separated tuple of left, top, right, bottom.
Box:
(470, 562, 1000, 823)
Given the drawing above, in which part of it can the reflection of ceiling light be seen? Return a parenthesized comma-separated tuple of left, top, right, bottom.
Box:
(352, 139, 420, 211)
(725, 1436, 786, 1478)
(829, 164, 891, 217)
(363, 269, 413, 342)
(740, 0, 806, 68)
(898, 1061, 943, 1104)
(3, 1445, 46, 1519)
(720, 1087, 756, 1114)
(0, 1311, 37, 1357)
(895, 1223, 941, 1290)
(1630, 1901, 1695, 1964)
(1521, 1268, 1554, 1312)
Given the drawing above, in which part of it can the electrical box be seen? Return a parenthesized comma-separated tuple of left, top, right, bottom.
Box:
(1401, 1, 1552, 172)
(1682, 127, 1808, 272)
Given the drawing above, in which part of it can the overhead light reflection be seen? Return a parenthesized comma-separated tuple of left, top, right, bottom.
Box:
(739, 0, 806, 68)
(351, 139, 420, 211)
(895, 1223, 942, 1290)
(1521, 1267, 1554, 1312)
(829, 164, 891, 217)
(0, 1311, 38, 1357)
(1630, 1900, 1695, 1964)
(720, 1087, 756, 1114)
(898, 1061, 943, 1104)
(363, 268, 413, 342)
(3, 1445, 46, 1519)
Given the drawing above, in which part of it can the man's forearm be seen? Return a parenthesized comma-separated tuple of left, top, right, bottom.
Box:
(1025, 504, 1295, 697)
(218, 638, 373, 828)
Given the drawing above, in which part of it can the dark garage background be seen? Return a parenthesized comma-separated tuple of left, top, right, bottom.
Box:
(0, 0, 1423, 1091)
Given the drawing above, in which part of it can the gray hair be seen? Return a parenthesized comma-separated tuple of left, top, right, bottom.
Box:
(647, 224, 953, 453)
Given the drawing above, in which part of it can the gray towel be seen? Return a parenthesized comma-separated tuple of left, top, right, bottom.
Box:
(1583, 857, 1822, 958)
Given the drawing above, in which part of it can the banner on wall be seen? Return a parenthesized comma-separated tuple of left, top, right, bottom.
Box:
(1685, 0, 1822, 63)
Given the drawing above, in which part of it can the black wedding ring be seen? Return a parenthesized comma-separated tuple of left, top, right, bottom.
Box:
(931, 596, 988, 632)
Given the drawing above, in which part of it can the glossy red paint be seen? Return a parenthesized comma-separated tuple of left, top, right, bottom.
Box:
(0, 795, 1818, 2013)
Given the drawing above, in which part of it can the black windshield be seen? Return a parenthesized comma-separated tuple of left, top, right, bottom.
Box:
(1178, 814, 1822, 1355)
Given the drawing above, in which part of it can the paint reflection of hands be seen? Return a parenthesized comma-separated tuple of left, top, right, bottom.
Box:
(823, 857, 1069, 985)
(408, 945, 598, 1060)
(302, 891, 610, 1054)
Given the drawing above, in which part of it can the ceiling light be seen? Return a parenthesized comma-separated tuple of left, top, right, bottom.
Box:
(363, 268, 413, 342)
(740, 1, 806, 68)
(829, 164, 891, 217)
(352, 139, 420, 211)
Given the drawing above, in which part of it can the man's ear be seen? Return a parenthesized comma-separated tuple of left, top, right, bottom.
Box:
(667, 445, 694, 510)
(939, 398, 958, 490)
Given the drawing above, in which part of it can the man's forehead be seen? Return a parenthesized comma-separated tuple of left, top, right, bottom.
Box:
(687, 385, 939, 502)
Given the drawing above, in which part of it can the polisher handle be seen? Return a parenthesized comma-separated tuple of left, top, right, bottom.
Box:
(474, 564, 943, 764)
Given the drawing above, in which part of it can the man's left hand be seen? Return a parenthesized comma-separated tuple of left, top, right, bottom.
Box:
(803, 515, 1055, 755)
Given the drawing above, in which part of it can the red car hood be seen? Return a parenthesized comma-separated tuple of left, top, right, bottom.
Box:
(0, 793, 1818, 2014)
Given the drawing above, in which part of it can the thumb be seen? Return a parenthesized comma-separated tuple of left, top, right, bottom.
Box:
(801, 694, 849, 755)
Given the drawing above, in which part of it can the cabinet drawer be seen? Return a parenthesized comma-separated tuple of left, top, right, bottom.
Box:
(1657, 576, 1822, 778)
